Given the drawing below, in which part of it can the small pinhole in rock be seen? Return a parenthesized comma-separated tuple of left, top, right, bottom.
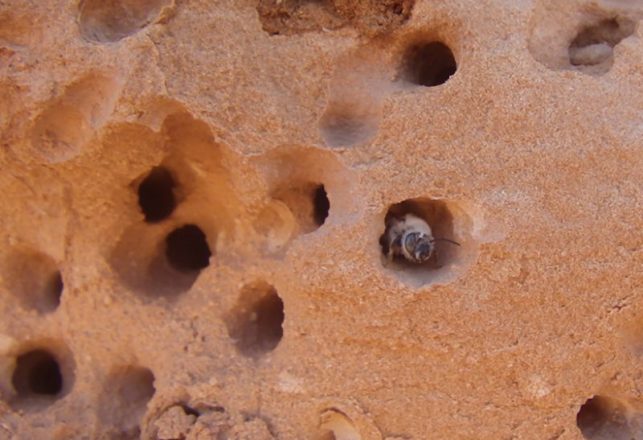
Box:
(12, 349, 63, 397)
(401, 41, 457, 87)
(138, 166, 176, 223)
(226, 282, 285, 357)
(314, 184, 330, 226)
(165, 224, 211, 272)
(576, 395, 635, 440)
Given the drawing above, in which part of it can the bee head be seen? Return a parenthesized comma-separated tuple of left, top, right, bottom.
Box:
(402, 231, 434, 263)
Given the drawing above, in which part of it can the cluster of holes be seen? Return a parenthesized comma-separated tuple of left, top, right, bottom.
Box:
(4, 343, 156, 437)
(225, 282, 285, 357)
(7, 1, 641, 437)
(125, 165, 213, 298)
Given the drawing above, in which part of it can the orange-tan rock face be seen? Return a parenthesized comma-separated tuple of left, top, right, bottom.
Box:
(0, 0, 641, 439)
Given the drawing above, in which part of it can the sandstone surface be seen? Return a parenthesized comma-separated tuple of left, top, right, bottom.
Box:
(0, 0, 642, 439)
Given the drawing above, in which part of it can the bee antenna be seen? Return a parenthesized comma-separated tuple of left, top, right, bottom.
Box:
(432, 237, 461, 246)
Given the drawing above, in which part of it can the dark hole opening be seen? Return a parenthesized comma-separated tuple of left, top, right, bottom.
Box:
(576, 395, 631, 439)
(46, 271, 63, 310)
(12, 350, 63, 396)
(402, 41, 457, 87)
(165, 224, 211, 272)
(138, 167, 177, 223)
(229, 284, 285, 357)
(313, 185, 330, 226)
(253, 291, 285, 351)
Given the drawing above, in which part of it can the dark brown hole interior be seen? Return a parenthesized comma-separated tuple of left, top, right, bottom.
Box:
(576, 395, 633, 440)
(12, 349, 63, 396)
(165, 224, 211, 272)
(137, 166, 176, 223)
(227, 282, 285, 357)
(401, 41, 457, 87)
(313, 184, 330, 226)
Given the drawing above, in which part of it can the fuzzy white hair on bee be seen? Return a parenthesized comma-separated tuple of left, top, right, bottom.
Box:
(383, 213, 460, 264)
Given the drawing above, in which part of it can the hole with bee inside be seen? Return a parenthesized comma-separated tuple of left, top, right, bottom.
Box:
(379, 197, 475, 288)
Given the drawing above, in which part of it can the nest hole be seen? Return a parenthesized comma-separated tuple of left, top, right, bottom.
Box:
(400, 41, 457, 87)
(137, 166, 177, 223)
(568, 17, 636, 73)
(12, 350, 63, 397)
(2, 249, 63, 313)
(165, 224, 211, 273)
(380, 197, 473, 288)
(317, 409, 361, 440)
(576, 395, 637, 440)
(98, 366, 156, 435)
(226, 282, 285, 357)
(273, 182, 330, 234)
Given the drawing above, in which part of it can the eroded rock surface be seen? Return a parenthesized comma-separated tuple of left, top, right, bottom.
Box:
(0, 0, 641, 439)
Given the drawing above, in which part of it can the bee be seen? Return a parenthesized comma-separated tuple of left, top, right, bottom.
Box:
(381, 213, 460, 264)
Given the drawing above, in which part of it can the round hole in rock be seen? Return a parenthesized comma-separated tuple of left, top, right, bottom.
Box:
(401, 41, 457, 87)
(226, 282, 285, 357)
(78, 0, 171, 43)
(165, 224, 211, 272)
(568, 17, 636, 74)
(576, 395, 635, 440)
(2, 249, 64, 313)
(273, 182, 330, 234)
(12, 349, 63, 397)
(318, 409, 361, 440)
(98, 366, 156, 436)
(379, 197, 475, 288)
(137, 166, 177, 223)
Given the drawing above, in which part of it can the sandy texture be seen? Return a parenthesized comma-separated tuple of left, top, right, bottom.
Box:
(0, 0, 642, 439)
